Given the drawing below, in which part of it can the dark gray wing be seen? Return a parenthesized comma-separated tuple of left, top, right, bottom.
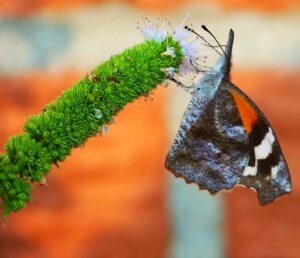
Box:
(166, 81, 249, 193)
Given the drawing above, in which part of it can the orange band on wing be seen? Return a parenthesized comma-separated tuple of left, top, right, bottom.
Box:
(229, 90, 258, 135)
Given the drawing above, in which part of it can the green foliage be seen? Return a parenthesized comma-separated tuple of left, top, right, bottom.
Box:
(0, 37, 184, 218)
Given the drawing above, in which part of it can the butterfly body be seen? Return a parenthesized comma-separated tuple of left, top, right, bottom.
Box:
(166, 29, 291, 204)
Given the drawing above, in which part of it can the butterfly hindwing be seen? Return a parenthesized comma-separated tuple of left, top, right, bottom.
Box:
(226, 82, 291, 204)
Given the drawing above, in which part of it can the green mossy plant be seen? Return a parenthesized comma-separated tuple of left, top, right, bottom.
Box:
(0, 37, 184, 218)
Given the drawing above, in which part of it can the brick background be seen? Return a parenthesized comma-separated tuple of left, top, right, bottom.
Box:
(0, 1, 299, 258)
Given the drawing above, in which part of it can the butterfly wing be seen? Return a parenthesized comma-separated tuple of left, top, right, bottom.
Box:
(166, 79, 291, 204)
(166, 27, 291, 204)
(226, 82, 291, 204)
(166, 80, 249, 194)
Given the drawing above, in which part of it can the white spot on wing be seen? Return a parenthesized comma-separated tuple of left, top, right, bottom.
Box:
(243, 166, 257, 176)
(243, 127, 276, 177)
(271, 165, 279, 179)
(255, 127, 275, 159)
(285, 185, 292, 192)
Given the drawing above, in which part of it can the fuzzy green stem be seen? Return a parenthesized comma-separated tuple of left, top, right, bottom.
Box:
(0, 37, 184, 218)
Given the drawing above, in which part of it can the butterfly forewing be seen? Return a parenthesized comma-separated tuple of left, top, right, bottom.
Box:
(226, 82, 292, 204)
(166, 81, 249, 193)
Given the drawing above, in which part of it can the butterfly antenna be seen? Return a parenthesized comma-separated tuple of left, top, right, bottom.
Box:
(201, 25, 229, 60)
(184, 25, 222, 56)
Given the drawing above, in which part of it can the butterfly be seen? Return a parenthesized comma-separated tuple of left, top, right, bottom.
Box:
(165, 28, 291, 205)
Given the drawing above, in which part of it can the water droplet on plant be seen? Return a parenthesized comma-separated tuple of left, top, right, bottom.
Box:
(101, 125, 108, 134)
(94, 109, 102, 119)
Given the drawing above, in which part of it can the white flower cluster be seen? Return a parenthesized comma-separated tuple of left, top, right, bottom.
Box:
(138, 15, 202, 76)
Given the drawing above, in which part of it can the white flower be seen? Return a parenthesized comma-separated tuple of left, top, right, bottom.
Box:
(137, 17, 168, 42)
(138, 14, 203, 76)
(172, 13, 202, 75)
(178, 58, 192, 75)
(161, 67, 176, 77)
(173, 13, 190, 42)
(161, 46, 176, 57)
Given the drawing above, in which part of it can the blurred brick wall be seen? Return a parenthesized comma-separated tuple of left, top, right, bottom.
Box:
(0, 1, 300, 258)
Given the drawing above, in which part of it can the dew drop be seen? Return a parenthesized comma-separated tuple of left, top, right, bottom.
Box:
(101, 125, 109, 134)
(94, 109, 103, 119)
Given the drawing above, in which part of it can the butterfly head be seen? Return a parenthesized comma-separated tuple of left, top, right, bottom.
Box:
(213, 29, 234, 77)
